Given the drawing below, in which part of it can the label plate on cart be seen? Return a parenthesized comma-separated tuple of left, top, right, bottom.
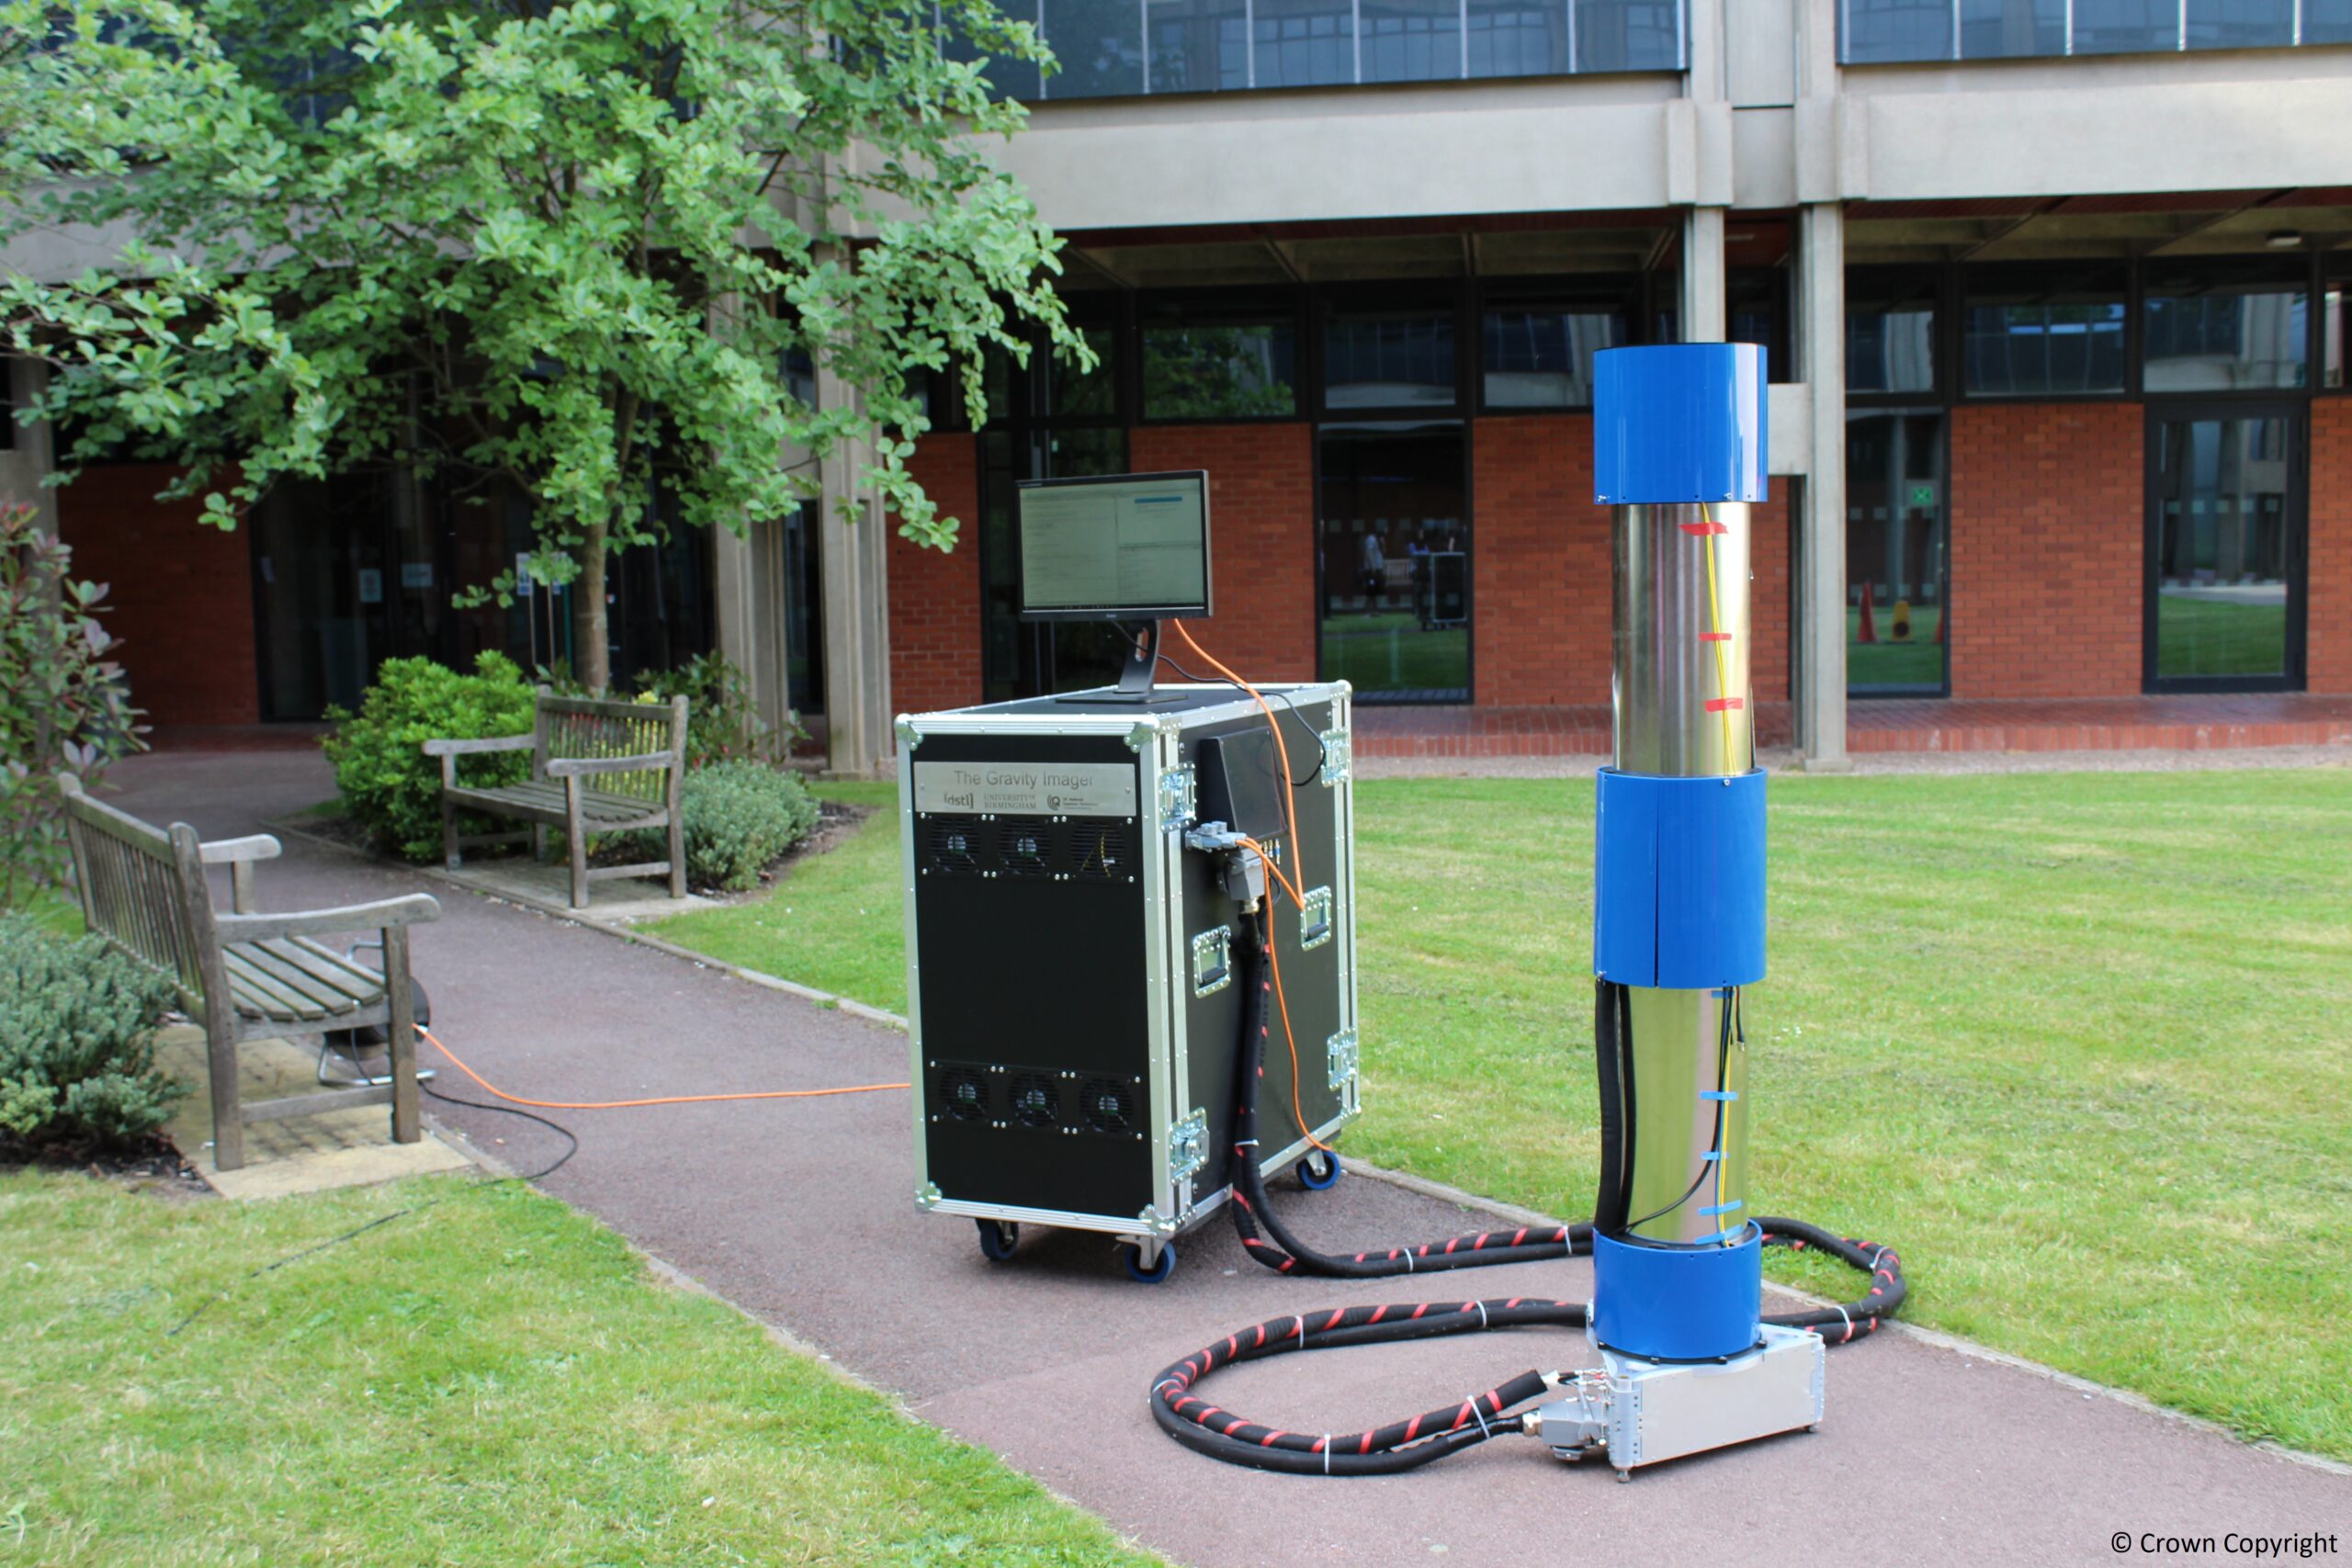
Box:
(914, 761, 1137, 818)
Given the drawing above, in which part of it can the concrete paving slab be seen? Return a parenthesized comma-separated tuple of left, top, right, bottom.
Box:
(153, 1019, 475, 1198)
(96, 750, 2352, 1568)
(434, 854, 718, 924)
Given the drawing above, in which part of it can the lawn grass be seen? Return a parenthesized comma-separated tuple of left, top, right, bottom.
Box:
(650, 780, 904, 1009)
(1, 885, 89, 938)
(0, 1168, 1159, 1566)
(648, 768, 2352, 1461)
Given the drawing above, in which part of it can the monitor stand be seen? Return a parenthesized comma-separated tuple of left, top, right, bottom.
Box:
(1056, 620, 1182, 705)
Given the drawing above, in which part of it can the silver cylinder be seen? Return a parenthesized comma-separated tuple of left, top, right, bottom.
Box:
(1611, 502, 1753, 779)
(1609, 499, 1753, 1246)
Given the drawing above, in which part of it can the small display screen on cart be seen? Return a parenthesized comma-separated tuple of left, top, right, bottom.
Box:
(1016, 471, 1211, 620)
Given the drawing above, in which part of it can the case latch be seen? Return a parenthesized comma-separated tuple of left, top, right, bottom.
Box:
(1192, 924, 1232, 997)
(1168, 1108, 1208, 1184)
(1318, 728, 1351, 786)
(1159, 765, 1197, 831)
(1327, 1027, 1358, 1093)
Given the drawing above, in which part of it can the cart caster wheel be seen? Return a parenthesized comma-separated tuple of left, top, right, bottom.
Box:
(1299, 1149, 1343, 1190)
(1124, 1241, 1177, 1284)
(977, 1220, 1020, 1262)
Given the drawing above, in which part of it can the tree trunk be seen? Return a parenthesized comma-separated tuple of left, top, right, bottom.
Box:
(571, 519, 611, 693)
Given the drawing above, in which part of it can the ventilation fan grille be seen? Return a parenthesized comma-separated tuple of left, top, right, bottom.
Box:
(1078, 1077, 1136, 1136)
(1006, 1072, 1061, 1130)
(1071, 820, 1134, 881)
(994, 821, 1055, 877)
(936, 1067, 989, 1122)
(925, 816, 983, 874)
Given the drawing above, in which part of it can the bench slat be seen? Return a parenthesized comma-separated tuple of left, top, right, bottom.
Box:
(223, 951, 330, 1021)
(447, 783, 664, 826)
(224, 938, 382, 1021)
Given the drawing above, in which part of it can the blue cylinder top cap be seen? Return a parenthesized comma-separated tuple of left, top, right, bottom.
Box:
(1593, 344, 1770, 505)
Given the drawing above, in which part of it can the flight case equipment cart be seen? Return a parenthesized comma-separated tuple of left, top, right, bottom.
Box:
(898, 682, 1358, 1280)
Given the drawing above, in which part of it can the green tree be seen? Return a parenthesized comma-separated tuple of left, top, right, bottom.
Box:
(2, 0, 1083, 691)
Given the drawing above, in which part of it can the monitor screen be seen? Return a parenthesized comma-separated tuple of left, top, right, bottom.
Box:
(1015, 470, 1212, 621)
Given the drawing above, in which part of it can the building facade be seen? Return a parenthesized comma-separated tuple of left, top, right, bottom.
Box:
(8, 0, 2349, 771)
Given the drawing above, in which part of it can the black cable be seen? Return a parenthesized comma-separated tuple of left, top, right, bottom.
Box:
(164, 1068, 581, 1339)
(1148, 646, 1326, 786)
(422, 1078, 581, 1182)
(1154, 920, 1909, 1475)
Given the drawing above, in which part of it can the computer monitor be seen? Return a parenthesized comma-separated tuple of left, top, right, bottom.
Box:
(1015, 470, 1212, 623)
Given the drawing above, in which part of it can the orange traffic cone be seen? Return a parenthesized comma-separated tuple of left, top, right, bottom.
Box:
(1858, 581, 1877, 644)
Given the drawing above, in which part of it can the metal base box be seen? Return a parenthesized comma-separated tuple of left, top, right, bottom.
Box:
(897, 683, 1359, 1271)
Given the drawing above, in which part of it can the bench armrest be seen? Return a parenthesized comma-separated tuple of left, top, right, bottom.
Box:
(199, 834, 283, 864)
(546, 751, 675, 778)
(423, 734, 533, 757)
(200, 834, 284, 915)
(216, 894, 442, 943)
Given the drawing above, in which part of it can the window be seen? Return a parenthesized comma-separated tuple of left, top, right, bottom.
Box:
(2186, 0, 2292, 49)
(1147, 0, 1248, 89)
(1959, 0, 2063, 57)
(1047, 327, 1120, 417)
(1848, 273, 1939, 396)
(2143, 265, 2308, 393)
(1729, 268, 1790, 381)
(944, 3, 1042, 99)
(1963, 265, 2128, 396)
(1325, 310, 1458, 410)
(2149, 411, 2301, 688)
(1845, 412, 1947, 694)
(1252, 0, 1354, 86)
(1142, 315, 1298, 420)
(1362, 0, 1462, 80)
(1575, 0, 1679, 70)
(2070, 0, 2177, 54)
(1482, 305, 1626, 408)
(1468, 0, 1568, 74)
(1842, 0, 1951, 62)
(1043, 0, 1145, 96)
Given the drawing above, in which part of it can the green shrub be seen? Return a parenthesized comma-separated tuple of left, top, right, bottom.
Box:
(323, 652, 537, 862)
(0, 913, 185, 1146)
(0, 501, 146, 903)
(537, 652, 806, 769)
(676, 761, 820, 892)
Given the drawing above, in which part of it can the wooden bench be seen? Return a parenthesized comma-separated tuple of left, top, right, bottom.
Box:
(425, 691, 688, 908)
(59, 775, 441, 1173)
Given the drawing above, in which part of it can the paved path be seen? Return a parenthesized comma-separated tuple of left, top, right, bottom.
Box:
(106, 751, 2350, 1567)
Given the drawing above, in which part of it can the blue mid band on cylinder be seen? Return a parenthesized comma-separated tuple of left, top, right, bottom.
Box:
(1590, 1225, 1764, 1361)
(1593, 768, 1767, 990)
(1593, 343, 1769, 506)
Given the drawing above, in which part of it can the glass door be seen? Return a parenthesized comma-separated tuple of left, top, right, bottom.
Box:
(1316, 422, 1470, 703)
(1844, 410, 1948, 694)
(2145, 406, 2306, 691)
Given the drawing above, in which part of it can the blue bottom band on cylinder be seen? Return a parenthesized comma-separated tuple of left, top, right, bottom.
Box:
(1590, 1224, 1763, 1361)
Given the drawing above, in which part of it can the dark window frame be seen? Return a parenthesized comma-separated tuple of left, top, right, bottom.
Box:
(1134, 288, 1310, 425)
(1843, 403, 1954, 699)
(2140, 397, 2310, 694)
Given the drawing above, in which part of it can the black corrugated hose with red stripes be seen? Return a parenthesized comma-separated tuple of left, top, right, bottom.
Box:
(1150, 920, 1908, 1475)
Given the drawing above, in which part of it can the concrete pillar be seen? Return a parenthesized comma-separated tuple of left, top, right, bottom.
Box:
(814, 395, 894, 777)
(1789, 0, 1848, 768)
(1679, 208, 1727, 343)
(1792, 205, 1849, 767)
(0, 358, 55, 534)
(713, 514, 797, 742)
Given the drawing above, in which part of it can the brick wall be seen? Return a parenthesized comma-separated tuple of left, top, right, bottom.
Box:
(1750, 490, 1792, 703)
(2309, 399, 2352, 694)
(1471, 416, 1611, 705)
(57, 465, 258, 726)
(1949, 402, 2144, 699)
(887, 432, 984, 715)
(1130, 423, 1317, 679)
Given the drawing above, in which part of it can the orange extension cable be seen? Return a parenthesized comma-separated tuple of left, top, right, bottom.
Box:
(417, 1024, 907, 1111)
(1170, 621, 1307, 899)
